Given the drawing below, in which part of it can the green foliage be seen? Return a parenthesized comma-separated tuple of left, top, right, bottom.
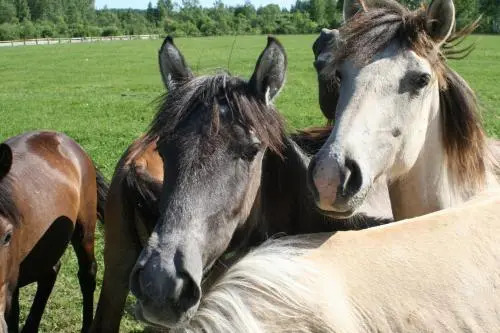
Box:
(19, 19, 36, 38)
(36, 20, 55, 37)
(101, 25, 121, 36)
(0, 0, 17, 24)
(16, 0, 31, 21)
(0, 22, 19, 39)
(454, 0, 480, 29)
(310, 0, 326, 26)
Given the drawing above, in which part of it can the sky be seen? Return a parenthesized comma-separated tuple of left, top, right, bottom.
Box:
(94, 0, 296, 9)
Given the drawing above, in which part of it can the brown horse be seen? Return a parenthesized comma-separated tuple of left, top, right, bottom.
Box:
(0, 131, 108, 333)
(90, 36, 391, 332)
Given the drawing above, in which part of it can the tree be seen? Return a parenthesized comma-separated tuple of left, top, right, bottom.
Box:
(16, 0, 31, 22)
(19, 19, 36, 37)
(0, 0, 17, 24)
(324, 0, 337, 27)
(157, 0, 167, 22)
(310, 0, 326, 27)
(454, 0, 479, 29)
(257, 4, 280, 33)
(292, 0, 311, 13)
(146, 1, 155, 23)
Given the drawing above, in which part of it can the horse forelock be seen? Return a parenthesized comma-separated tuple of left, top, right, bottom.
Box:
(145, 73, 286, 156)
(328, 1, 487, 192)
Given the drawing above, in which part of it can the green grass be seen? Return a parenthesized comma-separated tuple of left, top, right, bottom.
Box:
(0, 34, 498, 332)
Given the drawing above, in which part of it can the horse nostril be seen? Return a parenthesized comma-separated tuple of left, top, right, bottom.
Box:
(177, 271, 201, 312)
(341, 158, 362, 197)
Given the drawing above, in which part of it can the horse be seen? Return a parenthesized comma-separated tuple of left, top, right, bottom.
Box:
(175, 190, 500, 333)
(0, 131, 108, 333)
(308, 0, 500, 221)
(90, 36, 392, 332)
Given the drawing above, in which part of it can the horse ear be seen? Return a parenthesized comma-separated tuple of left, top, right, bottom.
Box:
(313, 29, 341, 122)
(0, 144, 13, 180)
(313, 28, 340, 72)
(426, 0, 455, 45)
(343, 0, 366, 21)
(249, 36, 287, 105)
(158, 36, 194, 90)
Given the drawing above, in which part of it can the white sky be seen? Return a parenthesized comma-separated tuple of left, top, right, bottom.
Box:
(94, 0, 296, 9)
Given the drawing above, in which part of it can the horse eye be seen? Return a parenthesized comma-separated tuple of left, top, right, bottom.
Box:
(414, 73, 431, 89)
(241, 143, 261, 161)
(2, 231, 12, 246)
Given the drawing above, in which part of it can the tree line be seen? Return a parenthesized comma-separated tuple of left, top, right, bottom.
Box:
(0, 0, 498, 41)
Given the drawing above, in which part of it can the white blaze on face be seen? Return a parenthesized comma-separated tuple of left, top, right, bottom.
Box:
(332, 43, 438, 182)
(312, 40, 441, 213)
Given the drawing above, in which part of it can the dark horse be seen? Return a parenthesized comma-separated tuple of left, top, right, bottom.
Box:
(90, 36, 391, 332)
(0, 131, 107, 333)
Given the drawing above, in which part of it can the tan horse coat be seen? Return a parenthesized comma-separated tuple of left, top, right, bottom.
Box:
(178, 192, 500, 333)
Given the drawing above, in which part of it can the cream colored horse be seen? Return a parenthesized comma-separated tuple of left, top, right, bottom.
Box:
(308, 0, 499, 221)
(174, 190, 500, 333)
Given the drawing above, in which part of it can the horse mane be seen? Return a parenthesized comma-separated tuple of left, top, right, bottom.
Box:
(174, 235, 335, 333)
(119, 135, 162, 244)
(0, 174, 21, 226)
(328, 0, 487, 190)
(145, 73, 285, 155)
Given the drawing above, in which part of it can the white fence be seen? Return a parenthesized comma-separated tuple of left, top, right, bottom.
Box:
(0, 34, 161, 48)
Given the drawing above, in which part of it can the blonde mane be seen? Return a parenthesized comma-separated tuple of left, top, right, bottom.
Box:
(173, 236, 334, 333)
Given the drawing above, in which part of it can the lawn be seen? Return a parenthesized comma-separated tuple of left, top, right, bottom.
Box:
(0, 34, 499, 332)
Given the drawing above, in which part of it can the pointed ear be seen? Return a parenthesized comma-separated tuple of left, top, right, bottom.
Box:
(249, 36, 287, 105)
(158, 36, 194, 90)
(426, 0, 455, 45)
(313, 29, 341, 121)
(0, 144, 13, 180)
(343, 0, 366, 22)
(313, 28, 340, 72)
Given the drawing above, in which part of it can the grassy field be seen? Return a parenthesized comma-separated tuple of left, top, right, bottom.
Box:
(0, 34, 499, 332)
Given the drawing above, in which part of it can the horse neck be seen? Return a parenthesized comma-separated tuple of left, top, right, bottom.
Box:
(389, 98, 470, 220)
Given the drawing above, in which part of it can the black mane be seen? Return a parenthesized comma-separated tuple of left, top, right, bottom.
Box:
(145, 73, 285, 155)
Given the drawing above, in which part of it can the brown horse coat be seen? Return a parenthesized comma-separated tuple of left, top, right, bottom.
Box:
(0, 131, 107, 333)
